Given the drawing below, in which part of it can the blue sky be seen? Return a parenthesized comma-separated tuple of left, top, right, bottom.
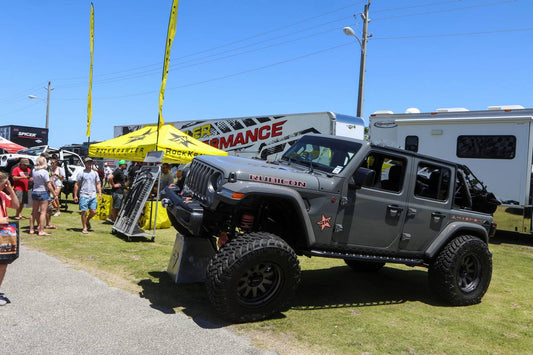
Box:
(1, 0, 532, 148)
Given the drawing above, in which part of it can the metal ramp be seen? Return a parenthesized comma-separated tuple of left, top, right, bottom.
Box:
(112, 165, 160, 241)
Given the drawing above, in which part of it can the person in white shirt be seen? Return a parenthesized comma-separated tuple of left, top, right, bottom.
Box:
(73, 157, 102, 234)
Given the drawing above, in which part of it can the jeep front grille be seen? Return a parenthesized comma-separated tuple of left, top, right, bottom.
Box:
(185, 160, 219, 203)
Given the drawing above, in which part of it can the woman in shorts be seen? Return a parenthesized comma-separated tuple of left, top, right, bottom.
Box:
(50, 158, 65, 216)
(30, 157, 55, 236)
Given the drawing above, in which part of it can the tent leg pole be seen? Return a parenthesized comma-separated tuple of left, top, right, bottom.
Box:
(152, 167, 161, 240)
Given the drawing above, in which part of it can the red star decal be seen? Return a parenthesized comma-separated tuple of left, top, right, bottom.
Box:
(317, 215, 332, 231)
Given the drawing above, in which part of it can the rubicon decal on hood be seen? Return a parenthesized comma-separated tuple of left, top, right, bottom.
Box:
(249, 174, 307, 188)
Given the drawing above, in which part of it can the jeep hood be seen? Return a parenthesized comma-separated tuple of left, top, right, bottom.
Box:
(196, 155, 321, 190)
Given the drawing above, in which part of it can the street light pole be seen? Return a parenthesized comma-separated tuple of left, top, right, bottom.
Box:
(344, 0, 371, 119)
(45, 81, 51, 130)
(28, 81, 53, 129)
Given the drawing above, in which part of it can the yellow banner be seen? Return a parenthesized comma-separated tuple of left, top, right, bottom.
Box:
(158, 0, 180, 128)
(86, 2, 94, 137)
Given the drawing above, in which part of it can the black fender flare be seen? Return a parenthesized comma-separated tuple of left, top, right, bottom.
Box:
(424, 221, 489, 259)
(218, 181, 316, 246)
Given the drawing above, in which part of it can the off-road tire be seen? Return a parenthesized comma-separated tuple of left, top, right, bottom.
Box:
(344, 259, 385, 272)
(428, 235, 492, 306)
(205, 232, 301, 323)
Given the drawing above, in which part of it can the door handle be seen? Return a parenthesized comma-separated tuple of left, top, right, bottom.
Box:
(431, 212, 446, 222)
(407, 208, 417, 218)
(387, 205, 403, 217)
(340, 197, 349, 206)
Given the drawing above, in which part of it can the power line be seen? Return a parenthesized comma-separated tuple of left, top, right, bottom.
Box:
(372, 0, 463, 13)
(373, 27, 533, 40)
(0, 82, 48, 105)
(47, 0, 522, 95)
(80, 27, 344, 87)
(54, 3, 361, 83)
(165, 43, 352, 92)
(0, 102, 41, 118)
(53, 16, 353, 89)
(54, 0, 468, 84)
(373, 0, 516, 21)
(60, 42, 354, 101)
(51, 22, 533, 102)
(52, 0, 516, 89)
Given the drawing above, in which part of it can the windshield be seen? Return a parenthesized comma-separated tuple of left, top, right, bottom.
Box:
(16, 146, 46, 156)
(281, 135, 361, 173)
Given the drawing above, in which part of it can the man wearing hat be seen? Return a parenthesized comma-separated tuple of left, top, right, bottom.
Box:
(107, 160, 128, 223)
(73, 157, 102, 234)
(11, 158, 32, 220)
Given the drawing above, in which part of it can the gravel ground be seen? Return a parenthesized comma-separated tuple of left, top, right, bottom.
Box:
(0, 246, 275, 355)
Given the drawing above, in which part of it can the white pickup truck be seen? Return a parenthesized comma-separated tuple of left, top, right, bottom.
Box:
(0, 145, 86, 189)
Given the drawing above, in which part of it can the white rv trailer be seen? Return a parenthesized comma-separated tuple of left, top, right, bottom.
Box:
(114, 112, 364, 161)
(369, 105, 533, 234)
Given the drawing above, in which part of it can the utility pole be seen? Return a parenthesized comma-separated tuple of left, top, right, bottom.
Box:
(28, 81, 53, 129)
(357, 0, 371, 119)
(45, 81, 52, 129)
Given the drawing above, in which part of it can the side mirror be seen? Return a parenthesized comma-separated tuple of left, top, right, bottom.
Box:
(351, 167, 375, 189)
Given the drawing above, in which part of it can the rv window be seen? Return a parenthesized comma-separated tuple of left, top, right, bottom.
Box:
(456, 135, 516, 159)
(405, 136, 419, 152)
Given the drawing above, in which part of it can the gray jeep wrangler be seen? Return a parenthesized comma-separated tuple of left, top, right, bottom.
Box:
(164, 134, 497, 322)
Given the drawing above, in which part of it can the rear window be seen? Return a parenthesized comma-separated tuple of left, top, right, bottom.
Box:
(414, 162, 451, 201)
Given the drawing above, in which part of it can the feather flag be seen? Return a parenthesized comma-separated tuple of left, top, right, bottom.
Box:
(158, 0, 180, 129)
(86, 2, 94, 137)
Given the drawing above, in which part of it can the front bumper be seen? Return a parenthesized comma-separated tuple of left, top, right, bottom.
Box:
(164, 187, 204, 237)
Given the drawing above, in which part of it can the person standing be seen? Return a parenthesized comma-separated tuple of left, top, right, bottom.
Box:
(50, 158, 65, 217)
(107, 160, 127, 223)
(30, 157, 55, 236)
(11, 158, 32, 220)
(0, 172, 20, 306)
(103, 163, 114, 188)
(73, 157, 102, 234)
(159, 163, 175, 195)
(127, 161, 142, 188)
(38, 152, 57, 231)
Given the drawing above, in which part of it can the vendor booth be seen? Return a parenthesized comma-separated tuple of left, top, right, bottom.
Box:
(88, 125, 226, 240)
(88, 124, 227, 164)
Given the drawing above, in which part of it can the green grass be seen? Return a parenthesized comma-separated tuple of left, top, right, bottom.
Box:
(14, 205, 533, 354)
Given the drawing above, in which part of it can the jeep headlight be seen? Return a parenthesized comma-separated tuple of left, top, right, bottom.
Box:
(206, 172, 223, 204)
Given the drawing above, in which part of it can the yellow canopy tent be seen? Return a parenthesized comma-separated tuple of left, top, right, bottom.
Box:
(88, 124, 227, 163)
